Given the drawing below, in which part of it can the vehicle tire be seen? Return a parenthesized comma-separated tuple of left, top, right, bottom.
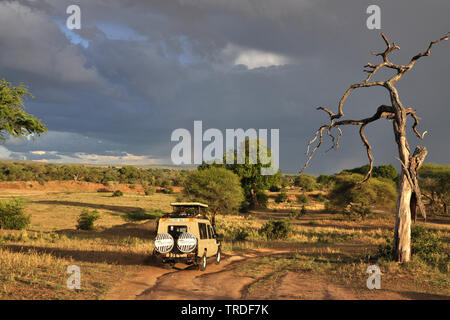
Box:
(215, 246, 221, 265)
(199, 252, 207, 271)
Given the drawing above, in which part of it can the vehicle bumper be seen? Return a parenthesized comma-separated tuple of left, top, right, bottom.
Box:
(153, 251, 198, 264)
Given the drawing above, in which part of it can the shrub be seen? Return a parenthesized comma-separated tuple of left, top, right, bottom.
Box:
(144, 186, 156, 196)
(233, 228, 250, 241)
(275, 189, 288, 203)
(342, 164, 398, 181)
(376, 225, 447, 268)
(343, 202, 372, 220)
(259, 219, 292, 240)
(112, 190, 123, 197)
(316, 174, 335, 188)
(294, 174, 317, 191)
(411, 225, 446, 266)
(160, 179, 172, 188)
(0, 199, 30, 230)
(256, 190, 268, 208)
(419, 164, 449, 215)
(296, 194, 309, 204)
(161, 187, 174, 194)
(76, 209, 100, 230)
(269, 185, 281, 192)
(315, 193, 326, 202)
(327, 173, 397, 213)
(288, 210, 298, 219)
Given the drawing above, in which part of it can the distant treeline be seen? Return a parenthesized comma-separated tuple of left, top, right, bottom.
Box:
(0, 162, 188, 187)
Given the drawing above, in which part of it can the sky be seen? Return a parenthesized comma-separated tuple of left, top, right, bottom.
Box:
(0, 0, 448, 174)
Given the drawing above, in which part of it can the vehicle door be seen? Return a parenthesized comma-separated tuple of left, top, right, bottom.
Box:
(197, 222, 209, 256)
(205, 223, 218, 256)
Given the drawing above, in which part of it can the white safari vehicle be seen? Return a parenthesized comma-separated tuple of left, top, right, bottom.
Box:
(152, 202, 221, 271)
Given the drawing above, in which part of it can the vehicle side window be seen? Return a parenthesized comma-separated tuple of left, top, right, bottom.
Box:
(198, 223, 208, 240)
(208, 225, 215, 239)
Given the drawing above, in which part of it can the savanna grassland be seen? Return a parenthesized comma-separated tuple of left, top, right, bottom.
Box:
(0, 168, 449, 300)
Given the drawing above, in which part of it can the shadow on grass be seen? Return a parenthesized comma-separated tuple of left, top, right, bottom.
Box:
(4, 244, 150, 265)
(33, 200, 143, 214)
(57, 220, 158, 240)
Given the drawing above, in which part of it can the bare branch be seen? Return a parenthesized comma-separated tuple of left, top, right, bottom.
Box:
(302, 105, 394, 176)
(372, 33, 401, 62)
(359, 124, 373, 183)
(405, 107, 427, 139)
(410, 32, 449, 65)
(316, 81, 386, 122)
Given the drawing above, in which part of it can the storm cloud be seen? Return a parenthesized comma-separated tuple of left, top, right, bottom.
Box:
(0, 0, 449, 173)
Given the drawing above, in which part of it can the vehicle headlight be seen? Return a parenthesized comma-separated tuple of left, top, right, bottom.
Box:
(154, 233, 174, 254)
(177, 232, 197, 253)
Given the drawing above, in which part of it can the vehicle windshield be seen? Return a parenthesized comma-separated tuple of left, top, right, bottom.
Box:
(172, 206, 199, 216)
(167, 225, 188, 239)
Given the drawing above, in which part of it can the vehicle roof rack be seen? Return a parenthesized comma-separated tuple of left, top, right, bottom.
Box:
(170, 202, 208, 208)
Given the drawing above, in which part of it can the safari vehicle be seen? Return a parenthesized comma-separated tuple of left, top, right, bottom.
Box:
(152, 202, 221, 271)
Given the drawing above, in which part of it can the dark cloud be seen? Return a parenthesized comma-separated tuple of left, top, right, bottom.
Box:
(0, 0, 449, 173)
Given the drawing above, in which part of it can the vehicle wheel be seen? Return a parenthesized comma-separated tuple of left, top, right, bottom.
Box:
(199, 252, 207, 271)
(215, 247, 221, 265)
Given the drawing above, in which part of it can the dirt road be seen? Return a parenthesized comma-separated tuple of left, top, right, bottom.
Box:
(104, 249, 425, 300)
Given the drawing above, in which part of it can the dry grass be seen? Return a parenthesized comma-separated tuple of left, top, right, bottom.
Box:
(0, 182, 448, 299)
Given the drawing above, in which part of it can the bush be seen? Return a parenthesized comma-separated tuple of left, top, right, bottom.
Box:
(342, 164, 398, 181)
(294, 174, 317, 191)
(269, 185, 281, 192)
(144, 186, 156, 196)
(112, 190, 123, 197)
(315, 193, 326, 202)
(0, 199, 30, 230)
(343, 202, 372, 220)
(259, 219, 292, 240)
(419, 163, 449, 215)
(233, 228, 250, 241)
(327, 173, 397, 213)
(316, 174, 335, 188)
(275, 189, 288, 203)
(76, 209, 100, 230)
(296, 194, 309, 204)
(411, 225, 446, 266)
(161, 187, 174, 194)
(376, 225, 447, 266)
(288, 210, 298, 219)
(256, 190, 268, 207)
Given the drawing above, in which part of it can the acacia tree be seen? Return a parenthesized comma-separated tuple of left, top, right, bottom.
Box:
(0, 78, 46, 140)
(302, 32, 449, 263)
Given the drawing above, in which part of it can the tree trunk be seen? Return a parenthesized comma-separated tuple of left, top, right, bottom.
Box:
(393, 108, 412, 263)
(393, 170, 413, 262)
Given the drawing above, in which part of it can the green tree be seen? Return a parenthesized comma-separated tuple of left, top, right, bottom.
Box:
(199, 138, 281, 211)
(419, 163, 449, 215)
(183, 167, 244, 218)
(0, 79, 46, 141)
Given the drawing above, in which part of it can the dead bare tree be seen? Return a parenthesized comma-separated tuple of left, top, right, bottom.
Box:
(302, 32, 449, 263)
